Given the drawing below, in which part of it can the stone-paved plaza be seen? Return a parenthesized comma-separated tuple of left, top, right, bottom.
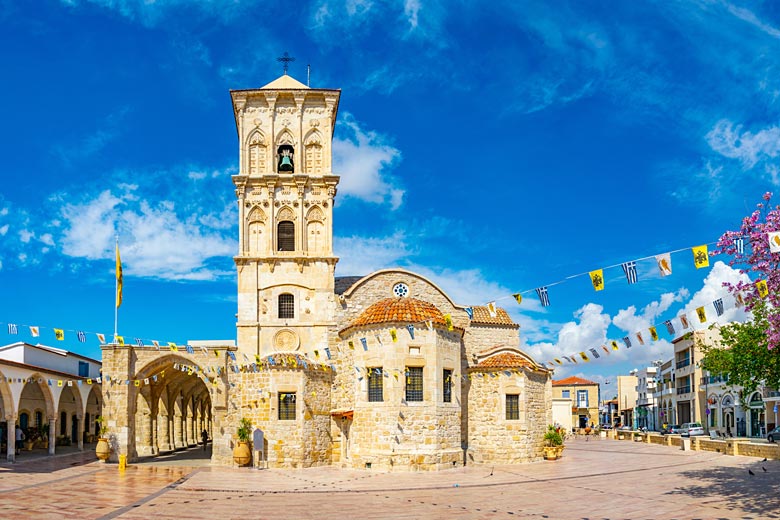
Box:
(1, 436, 778, 519)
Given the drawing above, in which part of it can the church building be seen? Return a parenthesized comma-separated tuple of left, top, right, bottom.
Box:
(100, 73, 552, 470)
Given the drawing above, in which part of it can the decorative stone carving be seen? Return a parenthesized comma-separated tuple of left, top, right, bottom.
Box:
(273, 329, 299, 351)
(277, 206, 296, 221)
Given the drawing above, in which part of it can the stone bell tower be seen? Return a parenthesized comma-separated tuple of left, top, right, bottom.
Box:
(231, 74, 341, 357)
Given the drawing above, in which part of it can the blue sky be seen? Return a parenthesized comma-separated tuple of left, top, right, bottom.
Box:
(1, 0, 778, 396)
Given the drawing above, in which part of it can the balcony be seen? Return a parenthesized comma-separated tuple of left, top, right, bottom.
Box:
(701, 375, 729, 385)
(676, 358, 691, 370)
(676, 385, 692, 395)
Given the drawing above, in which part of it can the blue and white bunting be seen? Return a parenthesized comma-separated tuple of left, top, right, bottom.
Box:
(535, 287, 550, 307)
(622, 261, 638, 284)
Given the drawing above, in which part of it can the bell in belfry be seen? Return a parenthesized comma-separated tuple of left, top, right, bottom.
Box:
(278, 145, 294, 173)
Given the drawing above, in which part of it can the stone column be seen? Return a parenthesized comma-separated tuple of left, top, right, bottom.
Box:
(174, 414, 184, 450)
(158, 414, 171, 452)
(140, 413, 152, 456)
(77, 415, 84, 451)
(6, 415, 16, 463)
(150, 415, 158, 455)
(48, 419, 57, 455)
(186, 414, 194, 447)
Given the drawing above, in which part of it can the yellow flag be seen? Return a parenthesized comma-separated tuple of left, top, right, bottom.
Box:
(580, 351, 590, 362)
(348, 340, 355, 350)
(444, 313, 453, 331)
(692, 245, 709, 269)
(589, 269, 605, 291)
(134, 380, 140, 387)
(756, 279, 769, 298)
(116, 241, 123, 308)
(649, 326, 658, 341)
(513, 293, 522, 304)
(57, 380, 63, 387)
(696, 306, 707, 323)
(168, 343, 178, 352)
(116, 335, 125, 345)
(390, 329, 398, 342)
(611, 340, 619, 351)
(54, 328, 64, 341)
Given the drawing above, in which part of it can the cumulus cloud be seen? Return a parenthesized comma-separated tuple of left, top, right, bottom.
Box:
(680, 261, 752, 327)
(522, 303, 612, 365)
(334, 232, 411, 276)
(333, 114, 404, 209)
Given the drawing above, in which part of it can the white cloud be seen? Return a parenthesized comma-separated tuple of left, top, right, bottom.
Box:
(0, 224, 8, 236)
(522, 303, 612, 365)
(39, 233, 54, 247)
(333, 114, 404, 209)
(706, 119, 780, 169)
(613, 289, 688, 334)
(334, 232, 411, 276)
(404, 0, 420, 29)
(19, 230, 34, 244)
(680, 261, 751, 327)
(60, 0, 249, 27)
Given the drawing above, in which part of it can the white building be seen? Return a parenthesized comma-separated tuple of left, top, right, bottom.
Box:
(635, 366, 659, 431)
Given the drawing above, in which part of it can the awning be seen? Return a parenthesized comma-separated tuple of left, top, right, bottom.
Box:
(330, 409, 354, 419)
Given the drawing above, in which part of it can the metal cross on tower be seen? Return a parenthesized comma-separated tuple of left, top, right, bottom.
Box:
(277, 52, 295, 75)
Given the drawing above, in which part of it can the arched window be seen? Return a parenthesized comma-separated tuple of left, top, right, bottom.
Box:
(247, 133, 267, 175)
(278, 293, 295, 319)
(60, 411, 67, 436)
(35, 410, 43, 428)
(278, 221, 295, 251)
(20, 412, 29, 431)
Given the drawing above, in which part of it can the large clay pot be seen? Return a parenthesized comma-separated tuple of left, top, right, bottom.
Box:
(96, 438, 111, 461)
(233, 441, 251, 466)
(543, 446, 559, 460)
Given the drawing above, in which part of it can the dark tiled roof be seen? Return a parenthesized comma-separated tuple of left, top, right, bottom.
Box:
(341, 297, 449, 333)
(470, 306, 517, 326)
(474, 351, 533, 369)
(553, 376, 599, 386)
(335, 276, 363, 295)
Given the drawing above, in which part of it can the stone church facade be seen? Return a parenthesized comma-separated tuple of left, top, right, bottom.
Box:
(101, 74, 552, 470)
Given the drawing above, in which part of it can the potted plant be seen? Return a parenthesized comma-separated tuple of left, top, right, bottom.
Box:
(95, 416, 111, 461)
(233, 417, 252, 466)
(23, 427, 37, 451)
(543, 425, 564, 460)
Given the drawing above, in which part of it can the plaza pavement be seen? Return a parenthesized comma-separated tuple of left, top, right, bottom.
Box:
(1, 435, 778, 520)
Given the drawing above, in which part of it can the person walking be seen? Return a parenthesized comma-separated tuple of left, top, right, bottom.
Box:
(201, 429, 208, 451)
(15, 425, 24, 455)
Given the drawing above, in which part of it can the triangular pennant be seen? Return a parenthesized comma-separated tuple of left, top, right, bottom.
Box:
(513, 293, 522, 305)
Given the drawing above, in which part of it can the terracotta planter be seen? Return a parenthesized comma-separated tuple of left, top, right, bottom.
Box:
(95, 438, 111, 461)
(233, 441, 251, 466)
(543, 446, 559, 460)
(556, 446, 565, 458)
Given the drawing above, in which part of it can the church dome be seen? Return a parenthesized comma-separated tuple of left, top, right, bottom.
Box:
(341, 297, 448, 334)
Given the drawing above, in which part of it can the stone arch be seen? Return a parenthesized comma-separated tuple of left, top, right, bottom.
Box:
(20, 373, 56, 422)
(303, 129, 323, 173)
(247, 206, 267, 254)
(277, 206, 296, 222)
(246, 129, 268, 175)
(0, 369, 15, 419)
(306, 206, 325, 252)
(276, 129, 294, 146)
(85, 385, 103, 438)
(134, 389, 153, 457)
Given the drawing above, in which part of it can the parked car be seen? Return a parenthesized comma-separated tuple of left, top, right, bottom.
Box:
(618, 425, 632, 431)
(767, 426, 780, 443)
(601, 424, 613, 430)
(660, 424, 679, 434)
(680, 422, 705, 437)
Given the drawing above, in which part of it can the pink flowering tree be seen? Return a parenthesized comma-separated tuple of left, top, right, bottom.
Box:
(700, 193, 780, 393)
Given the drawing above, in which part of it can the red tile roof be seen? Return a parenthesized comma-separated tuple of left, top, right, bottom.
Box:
(470, 306, 517, 327)
(474, 351, 533, 369)
(553, 376, 599, 386)
(341, 297, 451, 334)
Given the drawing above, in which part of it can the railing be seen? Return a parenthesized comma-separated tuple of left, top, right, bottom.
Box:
(701, 375, 729, 385)
(676, 385, 691, 395)
(676, 358, 691, 369)
(764, 389, 780, 399)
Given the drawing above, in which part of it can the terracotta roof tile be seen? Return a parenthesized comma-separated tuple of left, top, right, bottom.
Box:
(475, 351, 533, 369)
(553, 376, 599, 386)
(341, 297, 450, 334)
(470, 306, 517, 326)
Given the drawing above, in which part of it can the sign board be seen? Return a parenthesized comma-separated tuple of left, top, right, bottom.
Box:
(252, 428, 264, 449)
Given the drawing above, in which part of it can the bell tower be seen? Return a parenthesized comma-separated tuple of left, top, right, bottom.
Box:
(231, 73, 341, 357)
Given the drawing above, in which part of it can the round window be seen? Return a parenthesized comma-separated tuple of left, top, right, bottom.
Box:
(393, 282, 409, 297)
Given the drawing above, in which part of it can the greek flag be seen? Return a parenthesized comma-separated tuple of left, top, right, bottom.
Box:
(135, 338, 144, 347)
(228, 350, 236, 361)
(535, 287, 550, 307)
(77, 331, 86, 343)
(621, 261, 638, 284)
(324, 347, 331, 360)
(734, 236, 744, 255)
(185, 344, 194, 354)
(360, 337, 368, 351)
(589, 348, 600, 359)
(464, 307, 473, 320)
(664, 320, 675, 336)
(406, 324, 415, 339)
(7, 323, 17, 335)
(713, 298, 724, 317)
(623, 336, 632, 348)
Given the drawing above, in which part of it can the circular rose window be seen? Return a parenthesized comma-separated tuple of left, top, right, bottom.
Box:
(393, 282, 409, 297)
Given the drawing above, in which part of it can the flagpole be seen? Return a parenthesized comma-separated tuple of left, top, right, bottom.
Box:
(114, 235, 118, 343)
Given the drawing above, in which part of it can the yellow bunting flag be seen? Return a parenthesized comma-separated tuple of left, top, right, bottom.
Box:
(580, 351, 590, 362)
(692, 245, 710, 269)
(57, 380, 63, 387)
(390, 329, 398, 342)
(86, 379, 92, 385)
(116, 241, 123, 308)
(116, 335, 125, 345)
(444, 314, 453, 331)
(756, 279, 769, 298)
(348, 340, 355, 350)
(649, 326, 658, 341)
(611, 340, 619, 351)
(168, 343, 178, 352)
(134, 380, 140, 387)
(314, 350, 320, 358)
(589, 269, 605, 291)
(696, 306, 707, 323)
(54, 328, 64, 341)
(513, 293, 522, 304)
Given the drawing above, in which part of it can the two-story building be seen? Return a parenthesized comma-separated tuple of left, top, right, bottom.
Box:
(552, 376, 600, 429)
(635, 366, 659, 430)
